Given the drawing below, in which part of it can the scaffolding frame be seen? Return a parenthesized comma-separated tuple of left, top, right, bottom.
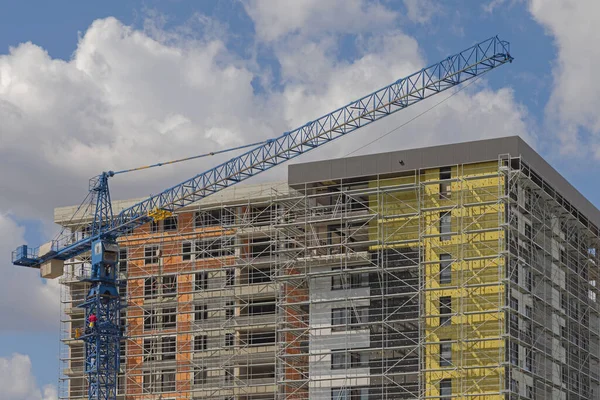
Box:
(501, 156, 600, 400)
(56, 156, 600, 400)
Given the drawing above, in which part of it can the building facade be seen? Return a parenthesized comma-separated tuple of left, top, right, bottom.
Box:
(57, 137, 600, 399)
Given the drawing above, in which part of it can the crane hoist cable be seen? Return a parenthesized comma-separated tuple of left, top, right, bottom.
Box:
(110, 140, 269, 176)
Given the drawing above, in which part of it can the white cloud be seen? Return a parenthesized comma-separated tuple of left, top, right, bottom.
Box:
(483, 0, 524, 14)
(0, 7, 531, 255)
(0, 13, 533, 397)
(0, 213, 60, 332)
(0, 17, 272, 219)
(0, 12, 531, 223)
(242, 0, 397, 41)
(528, 0, 600, 157)
(0, 353, 57, 400)
(241, 3, 530, 159)
(483, 0, 507, 13)
(403, 0, 441, 23)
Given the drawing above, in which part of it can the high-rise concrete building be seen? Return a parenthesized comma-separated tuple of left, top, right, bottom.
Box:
(57, 136, 600, 400)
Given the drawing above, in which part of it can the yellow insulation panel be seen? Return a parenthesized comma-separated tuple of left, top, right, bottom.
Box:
(369, 162, 506, 399)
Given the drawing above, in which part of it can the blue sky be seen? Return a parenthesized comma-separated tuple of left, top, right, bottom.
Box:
(0, 0, 598, 398)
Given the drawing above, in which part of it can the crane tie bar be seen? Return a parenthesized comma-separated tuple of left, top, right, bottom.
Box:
(110, 140, 268, 176)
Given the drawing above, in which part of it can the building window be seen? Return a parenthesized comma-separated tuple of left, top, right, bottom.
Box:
(248, 267, 272, 284)
(510, 261, 519, 284)
(524, 223, 532, 240)
(331, 271, 346, 290)
(182, 241, 193, 261)
(162, 336, 176, 360)
(194, 335, 207, 351)
(510, 341, 519, 366)
(352, 307, 369, 325)
(560, 248, 567, 265)
(117, 280, 127, 300)
(331, 388, 349, 399)
(194, 367, 207, 385)
(439, 212, 451, 241)
(194, 211, 205, 227)
(331, 267, 369, 290)
(249, 237, 273, 258)
(146, 276, 176, 298)
(143, 337, 157, 361)
(439, 167, 451, 199)
(524, 267, 532, 291)
(524, 187, 532, 209)
(162, 369, 176, 392)
(225, 268, 235, 287)
(439, 296, 452, 326)
(195, 209, 232, 228)
(510, 378, 518, 393)
(162, 307, 176, 329)
(145, 277, 158, 298)
(510, 297, 519, 332)
(331, 307, 368, 331)
(195, 271, 208, 291)
(143, 309, 156, 331)
(331, 352, 368, 370)
(350, 352, 368, 368)
(225, 301, 234, 319)
(225, 333, 234, 348)
(525, 349, 532, 371)
(440, 340, 452, 367)
(526, 385, 533, 399)
(246, 331, 276, 346)
(162, 275, 176, 297)
(330, 387, 369, 400)
(224, 367, 234, 383)
(151, 220, 159, 233)
(440, 379, 452, 399)
(524, 305, 532, 339)
(571, 371, 580, 390)
(163, 216, 178, 231)
(119, 337, 127, 363)
(245, 299, 275, 315)
(118, 248, 127, 271)
(142, 370, 176, 393)
(196, 237, 230, 259)
(331, 352, 346, 370)
(144, 245, 159, 265)
(440, 166, 451, 180)
(195, 304, 208, 321)
(439, 254, 452, 284)
(143, 371, 158, 392)
(332, 308, 347, 326)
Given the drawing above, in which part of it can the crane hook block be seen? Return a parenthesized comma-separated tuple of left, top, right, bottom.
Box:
(148, 208, 173, 222)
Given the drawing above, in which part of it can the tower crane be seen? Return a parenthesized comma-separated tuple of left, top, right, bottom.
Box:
(12, 36, 512, 400)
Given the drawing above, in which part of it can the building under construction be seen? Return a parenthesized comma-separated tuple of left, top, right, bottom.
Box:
(56, 136, 600, 400)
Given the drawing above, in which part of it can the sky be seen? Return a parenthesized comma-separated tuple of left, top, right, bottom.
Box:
(1, 0, 599, 398)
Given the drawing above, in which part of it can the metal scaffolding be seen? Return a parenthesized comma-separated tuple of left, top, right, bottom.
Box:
(274, 161, 508, 399)
(57, 156, 600, 400)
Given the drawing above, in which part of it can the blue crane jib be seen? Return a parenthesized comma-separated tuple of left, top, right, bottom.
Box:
(11, 36, 512, 400)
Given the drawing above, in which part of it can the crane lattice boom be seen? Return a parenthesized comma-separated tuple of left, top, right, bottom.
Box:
(11, 36, 513, 400)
